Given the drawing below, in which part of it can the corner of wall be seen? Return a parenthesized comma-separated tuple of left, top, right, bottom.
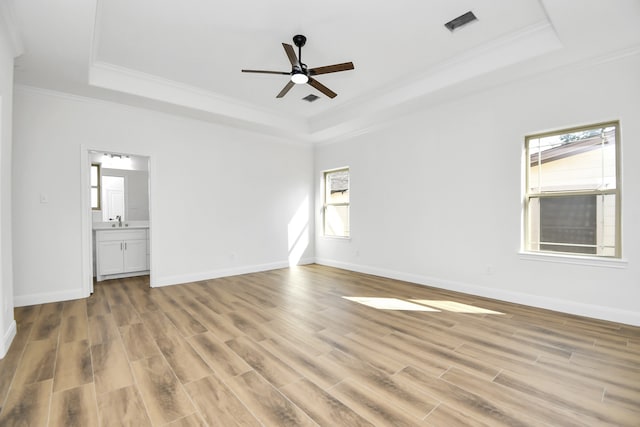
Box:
(0, 319, 16, 359)
(0, 5, 17, 361)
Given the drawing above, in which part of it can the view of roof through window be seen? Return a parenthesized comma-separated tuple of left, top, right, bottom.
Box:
(329, 170, 349, 194)
(529, 126, 615, 165)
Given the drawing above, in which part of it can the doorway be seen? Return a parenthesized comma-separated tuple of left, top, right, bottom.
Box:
(81, 148, 152, 295)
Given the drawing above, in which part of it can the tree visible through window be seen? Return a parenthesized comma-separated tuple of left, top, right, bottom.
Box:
(525, 122, 620, 257)
(324, 168, 350, 237)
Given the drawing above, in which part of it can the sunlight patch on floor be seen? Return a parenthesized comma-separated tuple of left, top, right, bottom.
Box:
(341, 296, 504, 314)
(411, 299, 504, 314)
(342, 297, 440, 311)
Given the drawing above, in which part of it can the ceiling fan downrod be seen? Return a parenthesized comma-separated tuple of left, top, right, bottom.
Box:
(293, 34, 307, 70)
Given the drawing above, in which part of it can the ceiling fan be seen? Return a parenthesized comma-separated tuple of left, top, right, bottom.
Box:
(242, 34, 354, 99)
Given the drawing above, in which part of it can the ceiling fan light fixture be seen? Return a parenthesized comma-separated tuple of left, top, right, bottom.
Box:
(242, 35, 354, 98)
(291, 72, 309, 84)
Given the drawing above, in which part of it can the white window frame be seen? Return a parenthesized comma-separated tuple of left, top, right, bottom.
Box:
(523, 121, 621, 259)
(91, 163, 101, 210)
(323, 167, 350, 238)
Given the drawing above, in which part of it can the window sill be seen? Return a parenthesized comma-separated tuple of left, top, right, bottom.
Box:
(518, 251, 628, 269)
(320, 235, 351, 241)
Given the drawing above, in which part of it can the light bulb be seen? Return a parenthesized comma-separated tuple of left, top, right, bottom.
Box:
(291, 73, 309, 84)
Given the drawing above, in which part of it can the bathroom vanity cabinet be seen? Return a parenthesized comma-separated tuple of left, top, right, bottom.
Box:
(95, 228, 149, 281)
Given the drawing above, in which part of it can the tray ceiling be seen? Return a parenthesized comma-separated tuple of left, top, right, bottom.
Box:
(9, 0, 640, 142)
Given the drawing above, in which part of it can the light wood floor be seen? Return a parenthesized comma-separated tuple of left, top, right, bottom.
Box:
(0, 265, 639, 426)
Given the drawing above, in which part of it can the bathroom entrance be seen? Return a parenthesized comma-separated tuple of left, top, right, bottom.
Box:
(82, 149, 152, 294)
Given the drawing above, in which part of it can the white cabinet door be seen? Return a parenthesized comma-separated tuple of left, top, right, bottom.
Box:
(123, 239, 147, 273)
(97, 241, 124, 275)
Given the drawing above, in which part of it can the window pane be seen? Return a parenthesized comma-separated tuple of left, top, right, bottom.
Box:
(325, 205, 349, 237)
(91, 164, 99, 186)
(540, 195, 596, 254)
(91, 188, 99, 209)
(597, 194, 617, 256)
(529, 126, 616, 193)
(326, 170, 349, 203)
(528, 194, 616, 256)
(526, 197, 540, 252)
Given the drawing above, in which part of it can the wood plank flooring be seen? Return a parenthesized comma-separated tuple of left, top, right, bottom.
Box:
(0, 264, 639, 426)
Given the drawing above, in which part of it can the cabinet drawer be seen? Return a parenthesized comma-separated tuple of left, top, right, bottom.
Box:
(96, 229, 147, 242)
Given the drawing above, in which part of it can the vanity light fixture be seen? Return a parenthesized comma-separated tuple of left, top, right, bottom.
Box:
(102, 153, 130, 159)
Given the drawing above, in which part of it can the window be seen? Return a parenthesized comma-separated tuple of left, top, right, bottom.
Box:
(91, 163, 101, 210)
(524, 122, 620, 257)
(323, 168, 350, 237)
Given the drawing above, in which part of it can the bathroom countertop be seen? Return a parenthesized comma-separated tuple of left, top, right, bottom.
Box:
(93, 221, 149, 230)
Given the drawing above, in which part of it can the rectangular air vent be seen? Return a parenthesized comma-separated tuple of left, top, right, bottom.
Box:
(302, 94, 320, 102)
(445, 11, 477, 32)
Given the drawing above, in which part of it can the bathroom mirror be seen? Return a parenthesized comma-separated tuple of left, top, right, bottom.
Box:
(89, 151, 150, 223)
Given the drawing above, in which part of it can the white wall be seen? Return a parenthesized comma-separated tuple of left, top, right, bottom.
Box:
(315, 52, 640, 325)
(12, 88, 314, 304)
(0, 15, 16, 357)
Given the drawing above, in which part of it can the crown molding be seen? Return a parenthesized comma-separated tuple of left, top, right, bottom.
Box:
(13, 84, 314, 146)
(88, 61, 310, 137)
(308, 20, 563, 139)
(89, 0, 309, 141)
(86, 20, 562, 143)
(312, 43, 640, 146)
(32, 3, 640, 147)
(0, 1, 24, 57)
(21, 41, 639, 147)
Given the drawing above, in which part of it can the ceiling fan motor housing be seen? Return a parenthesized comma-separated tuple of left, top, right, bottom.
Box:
(293, 34, 307, 47)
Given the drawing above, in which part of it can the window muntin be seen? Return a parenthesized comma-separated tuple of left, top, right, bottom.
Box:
(525, 122, 620, 257)
(323, 168, 350, 237)
(91, 163, 101, 210)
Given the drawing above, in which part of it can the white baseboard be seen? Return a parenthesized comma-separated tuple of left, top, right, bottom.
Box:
(14, 288, 87, 307)
(11, 258, 316, 305)
(14, 256, 635, 325)
(151, 257, 315, 288)
(96, 270, 150, 282)
(1, 320, 17, 359)
(315, 258, 640, 326)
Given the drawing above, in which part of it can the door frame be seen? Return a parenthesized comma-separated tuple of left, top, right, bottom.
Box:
(80, 145, 153, 295)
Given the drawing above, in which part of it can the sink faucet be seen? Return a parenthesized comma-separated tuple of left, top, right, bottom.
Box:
(116, 215, 122, 227)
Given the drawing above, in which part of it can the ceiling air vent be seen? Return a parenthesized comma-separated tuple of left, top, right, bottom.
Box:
(302, 94, 320, 102)
(445, 11, 477, 32)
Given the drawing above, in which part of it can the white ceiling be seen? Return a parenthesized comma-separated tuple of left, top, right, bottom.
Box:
(7, 0, 640, 142)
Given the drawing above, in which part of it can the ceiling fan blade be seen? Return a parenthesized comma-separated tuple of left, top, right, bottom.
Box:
(308, 77, 337, 98)
(309, 62, 354, 76)
(276, 80, 295, 98)
(242, 69, 290, 75)
(282, 43, 300, 68)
